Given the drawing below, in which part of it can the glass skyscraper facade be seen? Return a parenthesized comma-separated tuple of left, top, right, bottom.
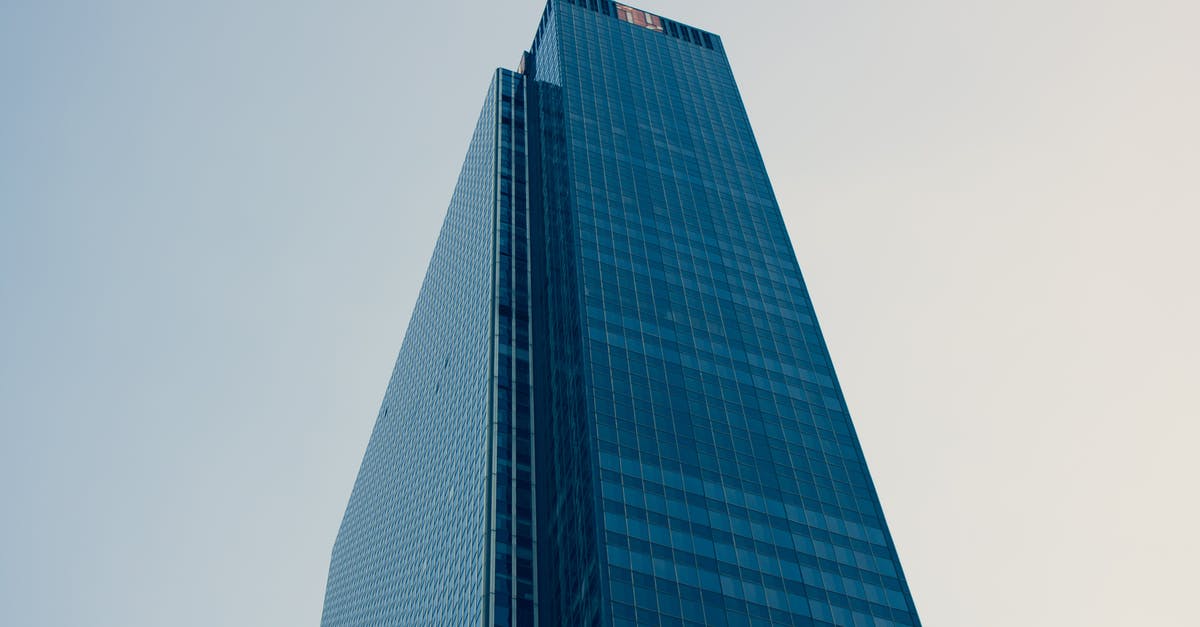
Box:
(322, 2, 920, 626)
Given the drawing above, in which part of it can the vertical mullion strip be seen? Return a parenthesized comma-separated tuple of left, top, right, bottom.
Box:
(508, 73, 520, 626)
(483, 70, 500, 627)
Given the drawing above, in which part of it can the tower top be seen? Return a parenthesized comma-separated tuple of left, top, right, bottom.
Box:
(551, 0, 720, 52)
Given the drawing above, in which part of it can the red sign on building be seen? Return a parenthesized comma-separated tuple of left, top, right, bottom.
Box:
(615, 3, 664, 32)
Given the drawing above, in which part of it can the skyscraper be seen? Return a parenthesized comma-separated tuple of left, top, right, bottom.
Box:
(322, 1, 921, 626)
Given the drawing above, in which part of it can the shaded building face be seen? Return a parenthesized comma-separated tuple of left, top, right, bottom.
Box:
(322, 2, 921, 627)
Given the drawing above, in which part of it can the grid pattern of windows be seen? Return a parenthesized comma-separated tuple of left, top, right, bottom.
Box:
(540, 2, 921, 626)
(322, 3, 919, 626)
(321, 77, 500, 627)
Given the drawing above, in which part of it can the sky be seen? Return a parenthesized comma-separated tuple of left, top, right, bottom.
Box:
(1, 1, 1197, 625)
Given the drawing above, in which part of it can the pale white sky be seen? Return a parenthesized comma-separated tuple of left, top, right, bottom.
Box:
(1, 1, 1197, 625)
